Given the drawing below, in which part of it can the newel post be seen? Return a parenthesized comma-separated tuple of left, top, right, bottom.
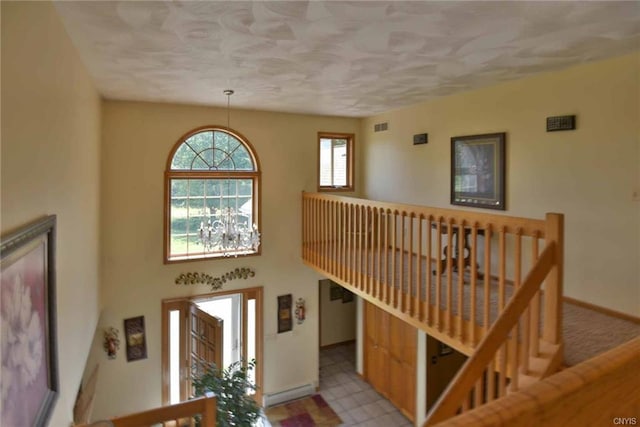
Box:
(544, 213, 564, 344)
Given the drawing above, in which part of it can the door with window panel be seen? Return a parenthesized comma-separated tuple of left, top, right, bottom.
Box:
(189, 303, 223, 395)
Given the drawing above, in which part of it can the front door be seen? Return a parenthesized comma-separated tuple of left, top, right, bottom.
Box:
(189, 303, 223, 391)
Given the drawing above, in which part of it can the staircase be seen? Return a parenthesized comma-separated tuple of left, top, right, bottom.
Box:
(301, 192, 564, 424)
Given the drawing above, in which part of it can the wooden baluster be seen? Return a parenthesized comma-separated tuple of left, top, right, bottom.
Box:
(383, 209, 390, 304)
(312, 197, 318, 266)
(470, 224, 478, 346)
(337, 202, 342, 281)
(416, 214, 422, 319)
(360, 205, 365, 290)
(473, 377, 483, 408)
(487, 358, 496, 403)
(426, 216, 432, 325)
(498, 226, 506, 315)
(399, 212, 406, 312)
(461, 394, 470, 412)
(498, 342, 507, 398)
(509, 324, 520, 393)
(365, 207, 371, 295)
(329, 200, 334, 276)
(435, 218, 442, 330)
(515, 229, 530, 375)
(544, 213, 564, 346)
(325, 200, 330, 271)
(321, 199, 326, 270)
(408, 213, 414, 315)
(346, 203, 352, 284)
(353, 205, 362, 289)
(317, 199, 322, 269)
(360, 205, 366, 291)
(391, 210, 397, 309)
(333, 201, 340, 277)
(446, 220, 453, 336)
(514, 230, 522, 285)
(529, 231, 540, 356)
(457, 220, 465, 341)
(351, 205, 360, 288)
(324, 200, 329, 273)
(341, 202, 346, 281)
(376, 208, 382, 300)
(336, 202, 344, 280)
(483, 226, 493, 337)
(302, 195, 306, 260)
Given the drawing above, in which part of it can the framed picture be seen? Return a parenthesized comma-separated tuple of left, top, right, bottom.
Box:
(451, 132, 506, 210)
(329, 283, 343, 301)
(1, 215, 58, 427)
(124, 316, 147, 362)
(277, 294, 292, 333)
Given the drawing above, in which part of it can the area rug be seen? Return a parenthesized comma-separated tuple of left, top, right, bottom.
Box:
(265, 394, 341, 427)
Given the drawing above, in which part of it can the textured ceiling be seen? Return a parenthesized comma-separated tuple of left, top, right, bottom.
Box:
(53, 1, 640, 117)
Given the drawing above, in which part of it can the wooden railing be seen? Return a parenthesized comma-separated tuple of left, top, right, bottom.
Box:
(77, 394, 216, 427)
(424, 242, 560, 424)
(429, 337, 640, 427)
(302, 192, 564, 421)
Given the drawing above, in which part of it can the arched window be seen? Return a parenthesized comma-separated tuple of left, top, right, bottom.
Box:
(165, 126, 261, 262)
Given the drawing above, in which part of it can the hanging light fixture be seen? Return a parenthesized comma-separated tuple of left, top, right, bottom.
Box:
(198, 90, 260, 256)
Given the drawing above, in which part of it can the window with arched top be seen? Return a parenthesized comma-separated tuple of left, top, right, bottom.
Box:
(165, 126, 261, 262)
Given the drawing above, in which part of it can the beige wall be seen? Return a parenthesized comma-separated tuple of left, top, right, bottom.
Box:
(361, 53, 640, 316)
(319, 280, 357, 347)
(95, 100, 359, 419)
(1, 2, 102, 426)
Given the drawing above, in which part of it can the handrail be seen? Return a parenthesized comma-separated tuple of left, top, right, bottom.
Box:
(424, 243, 556, 425)
(428, 337, 640, 427)
(302, 193, 547, 237)
(77, 394, 217, 427)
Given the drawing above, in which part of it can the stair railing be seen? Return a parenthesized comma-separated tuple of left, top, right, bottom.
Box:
(424, 241, 558, 424)
(428, 337, 640, 427)
(76, 393, 217, 427)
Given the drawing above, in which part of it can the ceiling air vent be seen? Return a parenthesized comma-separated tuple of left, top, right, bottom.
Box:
(374, 122, 388, 132)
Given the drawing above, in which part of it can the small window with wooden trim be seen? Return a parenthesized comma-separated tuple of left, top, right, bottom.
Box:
(165, 126, 261, 262)
(318, 132, 354, 191)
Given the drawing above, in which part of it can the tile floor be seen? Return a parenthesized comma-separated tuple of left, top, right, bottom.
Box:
(318, 342, 413, 427)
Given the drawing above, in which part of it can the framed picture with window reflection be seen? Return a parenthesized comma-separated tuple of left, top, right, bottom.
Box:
(451, 132, 506, 210)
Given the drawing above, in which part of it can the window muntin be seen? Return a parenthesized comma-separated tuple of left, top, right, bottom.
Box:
(165, 127, 260, 262)
(318, 132, 354, 191)
(171, 130, 254, 171)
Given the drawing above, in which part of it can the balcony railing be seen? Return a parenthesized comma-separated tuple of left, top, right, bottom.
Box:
(301, 192, 564, 422)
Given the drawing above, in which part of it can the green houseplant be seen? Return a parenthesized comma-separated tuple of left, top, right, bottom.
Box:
(192, 360, 260, 427)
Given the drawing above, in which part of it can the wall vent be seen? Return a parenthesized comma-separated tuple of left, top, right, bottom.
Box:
(374, 122, 388, 132)
(546, 115, 576, 132)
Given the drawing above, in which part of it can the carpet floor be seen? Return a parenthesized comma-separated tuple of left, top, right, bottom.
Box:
(563, 300, 640, 366)
(265, 394, 342, 427)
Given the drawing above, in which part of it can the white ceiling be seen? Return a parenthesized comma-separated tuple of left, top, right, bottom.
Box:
(53, 1, 640, 117)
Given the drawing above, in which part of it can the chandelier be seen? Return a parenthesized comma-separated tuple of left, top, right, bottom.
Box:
(198, 90, 261, 256)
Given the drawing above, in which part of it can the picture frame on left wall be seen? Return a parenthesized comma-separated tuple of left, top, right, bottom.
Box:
(1, 215, 58, 427)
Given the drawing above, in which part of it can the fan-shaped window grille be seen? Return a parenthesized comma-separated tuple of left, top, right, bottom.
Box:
(165, 127, 261, 262)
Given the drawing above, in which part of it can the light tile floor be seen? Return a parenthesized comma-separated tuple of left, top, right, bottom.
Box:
(319, 343, 413, 427)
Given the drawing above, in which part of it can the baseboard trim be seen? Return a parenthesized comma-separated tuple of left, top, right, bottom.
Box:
(320, 339, 356, 350)
(263, 383, 315, 408)
(563, 296, 640, 324)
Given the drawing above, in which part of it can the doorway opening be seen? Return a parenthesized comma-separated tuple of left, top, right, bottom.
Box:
(161, 287, 263, 405)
